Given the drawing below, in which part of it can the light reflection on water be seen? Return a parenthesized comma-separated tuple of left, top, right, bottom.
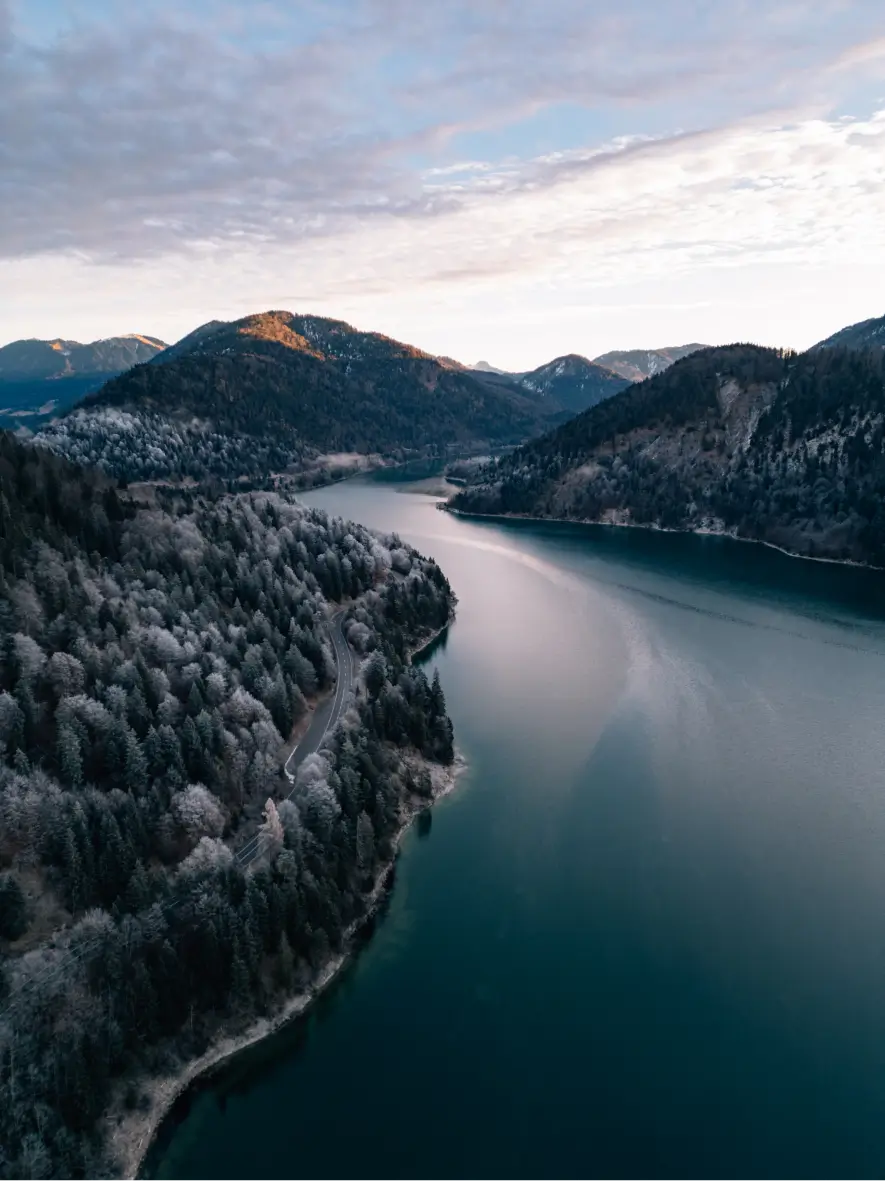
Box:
(148, 478, 885, 1181)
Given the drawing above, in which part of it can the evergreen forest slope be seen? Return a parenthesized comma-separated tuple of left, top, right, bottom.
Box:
(35, 312, 548, 485)
(450, 344, 885, 565)
(813, 313, 885, 352)
(0, 429, 457, 1178)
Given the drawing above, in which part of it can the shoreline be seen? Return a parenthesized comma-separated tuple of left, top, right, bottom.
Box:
(406, 617, 452, 664)
(111, 749, 468, 1181)
(442, 504, 885, 573)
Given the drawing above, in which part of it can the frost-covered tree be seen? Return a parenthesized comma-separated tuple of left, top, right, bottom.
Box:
(0, 432, 457, 1178)
(259, 798, 285, 860)
(172, 784, 226, 843)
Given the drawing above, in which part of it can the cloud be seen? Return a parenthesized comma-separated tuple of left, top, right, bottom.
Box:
(2, 0, 885, 266)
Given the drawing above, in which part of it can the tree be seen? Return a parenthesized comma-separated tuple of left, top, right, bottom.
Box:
(0, 692, 24, 755)
(47, 651, 86, 701)
(0, 872, 27, 941)
(356, 811, 376, 879)
(259, 798, 285, 861)
(364, 651, 387, 700)
(57, 723, 84, 787)
(173, 784, 225, 843)
(124, 730, 148, 795)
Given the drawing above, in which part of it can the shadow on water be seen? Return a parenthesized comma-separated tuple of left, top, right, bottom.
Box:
(411, 625, 449, 666)
(149, 479, 885, 1181)
(141, 865, 402, 1179)
(473, 515, 885, 629)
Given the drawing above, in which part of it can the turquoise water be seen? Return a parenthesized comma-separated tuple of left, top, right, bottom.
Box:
(147, 481, 885, 1179)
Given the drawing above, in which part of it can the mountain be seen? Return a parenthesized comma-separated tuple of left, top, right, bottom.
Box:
(591, 344, 707, 382)
(43, 310, 547, 485)
(149, 320, 227, 364)
(0, 334, 165, 381)
(450, 343, 885, 565)
(0, 333, 166, 426)
(813, 314, 885, 351)
(439, 353, 631, 417)
(517, 354, 631, 415)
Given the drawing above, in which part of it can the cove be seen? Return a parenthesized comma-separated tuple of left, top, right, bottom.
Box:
(146, 477, 885, 1180)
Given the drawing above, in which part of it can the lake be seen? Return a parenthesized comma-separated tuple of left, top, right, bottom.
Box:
(147, 477, 885, 1179)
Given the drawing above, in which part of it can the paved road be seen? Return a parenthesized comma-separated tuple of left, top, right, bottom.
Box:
(0, 612, 357, 1018)
(283, 613, 354, 782)
(235, 612, 355, 866)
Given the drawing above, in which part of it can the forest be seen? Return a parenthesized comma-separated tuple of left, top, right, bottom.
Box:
(35, 407, 311, 487)
(451, 344, 885, 565)
(0, 429, 456, 1178)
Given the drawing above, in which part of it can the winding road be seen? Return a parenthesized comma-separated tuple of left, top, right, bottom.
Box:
(235, 612, 356, 866)
(283, 612, 355, 782)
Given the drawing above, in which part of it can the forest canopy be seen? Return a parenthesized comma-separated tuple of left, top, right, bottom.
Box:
(0, 430, 456, 1178)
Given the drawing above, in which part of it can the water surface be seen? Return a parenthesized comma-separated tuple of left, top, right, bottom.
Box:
(148, 480, 885, 1180)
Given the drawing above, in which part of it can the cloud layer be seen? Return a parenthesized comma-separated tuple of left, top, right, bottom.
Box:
(3, 0, 885, 260)
(2, 0, 885, 359)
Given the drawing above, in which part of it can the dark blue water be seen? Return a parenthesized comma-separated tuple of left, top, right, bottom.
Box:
(148, 481, 885, 1179)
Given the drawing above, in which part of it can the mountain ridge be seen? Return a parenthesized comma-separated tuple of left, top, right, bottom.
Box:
(515, 353, 631, 414)
(813, 313, 885, 351)
(0, 333, 167, 427)
(449, 342, 885, 565)
(0, 333, 166, 379)
(37, 310, 551, 484)
(590, 343, 708, 382)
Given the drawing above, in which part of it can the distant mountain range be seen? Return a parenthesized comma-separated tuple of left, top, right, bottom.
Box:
(442, 345, 707, 411)
(504, 354, 631, 415)
(12, 308, 885, 505)
(92, 309, 548, 445)
(0, 334, 166, 426)
(439, 352, 632, 417)
(450, 339, 885, 565)
(591, 344, 708, 382)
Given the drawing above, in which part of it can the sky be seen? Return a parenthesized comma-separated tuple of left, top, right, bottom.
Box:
(2, 0, 885, 369)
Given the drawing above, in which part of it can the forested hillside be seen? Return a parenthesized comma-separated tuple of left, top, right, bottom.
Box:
(35, 311, 547, 485)
(0, 430, 456, 1178)
(450, 344, 885, 565)
(813, 312, 885, 351)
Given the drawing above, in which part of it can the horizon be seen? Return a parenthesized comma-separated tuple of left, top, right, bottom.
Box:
(1, 304, 881, 372)
(2, 0, 885, 369)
